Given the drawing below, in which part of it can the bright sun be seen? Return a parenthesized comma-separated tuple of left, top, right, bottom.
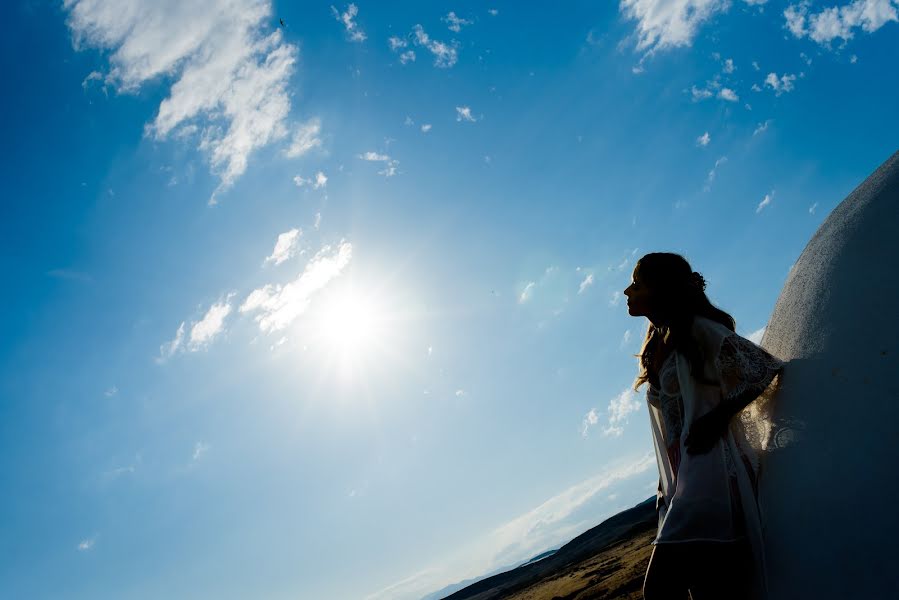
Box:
(310, 287, 390, 376)
(317, 294, 380, 356)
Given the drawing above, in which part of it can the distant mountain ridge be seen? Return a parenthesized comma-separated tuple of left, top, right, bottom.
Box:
(423, 496, 656, 600)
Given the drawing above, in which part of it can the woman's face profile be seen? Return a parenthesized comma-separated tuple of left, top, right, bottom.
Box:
(623, 267, 654, 318)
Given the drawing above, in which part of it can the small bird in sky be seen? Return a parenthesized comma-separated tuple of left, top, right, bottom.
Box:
(279, 18, 286, 27)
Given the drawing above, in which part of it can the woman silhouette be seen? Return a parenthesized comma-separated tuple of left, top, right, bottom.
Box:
(623, 253, 784, 600)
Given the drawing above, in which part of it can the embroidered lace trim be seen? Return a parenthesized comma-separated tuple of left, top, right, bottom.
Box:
(714, 333, 785, 402)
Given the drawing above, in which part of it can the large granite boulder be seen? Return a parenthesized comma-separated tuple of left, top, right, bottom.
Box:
(758, 150, 899, 599)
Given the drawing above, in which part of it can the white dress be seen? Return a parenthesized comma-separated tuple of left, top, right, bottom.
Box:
(646, 316, 786, 596)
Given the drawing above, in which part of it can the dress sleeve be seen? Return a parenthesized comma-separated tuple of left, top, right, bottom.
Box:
(714, 332, 786, 402)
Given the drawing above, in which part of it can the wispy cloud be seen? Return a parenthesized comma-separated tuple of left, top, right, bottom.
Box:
(420, 124, 432, 133)
(265, 228, 302, 266)
(442, 11, 472, 33)
(192, 441, 210, 463)
(158, 295, 235, 362)
(620, 0, 729, 55)
(65, 0, 301, 202)
(764, 72, 797, 95)
(412, 24, 459, 67)
(577, 273, 595, 295)
(753, 119, 772, 136)
(696, 131, 711, 146)
(518, 281, 536, 304)
(784, 0, 898, 45)
(240, 242, 353, 333)
(77, 536, 97, 552)
(285, 118, 322, 158)
(581, 408, 600, 437)
(601, 388, 642, 437)
(455, 106, 477, 122)
(756, 191, 774, 213)
(704, 156, 728, 191)
(365, 454, 655, 600)
(47, 268, 92, 282)
(331, 3, 366, 42)
(359, 151, 399, 177)
(717, 87, 739, 101)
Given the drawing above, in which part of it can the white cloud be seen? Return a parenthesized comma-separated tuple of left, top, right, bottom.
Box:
(621, 328, 633, 348)
(756, 191, 774, 213)
(619, 0, 729, 54)
(240, 242, 353, 333)
(717, 87, 739, 101)
(104, 386, 118, 398)
(578, 273, 595, 294)
(752, 60, 761, 71)
(518, 281, 536, 304)
(331, 3, 366, 42)
(265, 228, 302, 266)
(188, 297, 234, 350)
(609, 290, 622, 307)
(443, 11, 472, 32)
(602, 388, 641, 437)
(723, 57, 735, 73)
(285, 118, 322, 158)
(158, 322, 186, 362)
(64, 0, 301, 202)
(809, 201, 819, 214)
(77, 536, 96, 552)
(697, 131, 711, 146)
(389, 35, 417, 64)
(358, 151, 399, 177)
(764, 72, 797, 95)
(581, 408, 600, 437)
(158, 296, 233, 362)
(488, 8, 499, 16)
(192, 441, 210, 462)
(314, 171, 328, 189)
(412, 24, 459, 68)
(784, 0, 898, 44)
(420, 124, 432, 133)
(704, 155, 728, 191)
(753, 119, 772, 135)
(690, 85, 714, 101)
(455, 106, 477, 122)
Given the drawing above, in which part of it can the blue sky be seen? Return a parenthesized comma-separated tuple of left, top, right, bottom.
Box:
(1, 1, 897, 598)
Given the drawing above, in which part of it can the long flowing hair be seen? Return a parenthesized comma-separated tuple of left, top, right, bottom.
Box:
(631, 252, 736, 391)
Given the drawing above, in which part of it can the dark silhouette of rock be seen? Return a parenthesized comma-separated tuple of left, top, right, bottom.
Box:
(758, 149, 899, 599)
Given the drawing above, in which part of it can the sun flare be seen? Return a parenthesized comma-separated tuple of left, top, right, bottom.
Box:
(317, 294, 381, 356)
(308, 286, 394, 378)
